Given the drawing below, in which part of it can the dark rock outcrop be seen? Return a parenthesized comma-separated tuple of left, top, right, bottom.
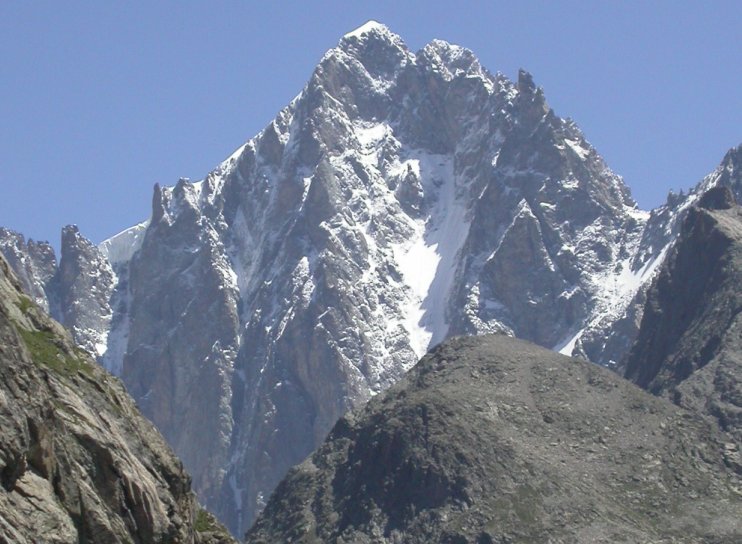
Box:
(625, 191, 742, 443)
(246, 335, 741, 543)
(698, 185, 736, 210)
(0, 254, 235, 544)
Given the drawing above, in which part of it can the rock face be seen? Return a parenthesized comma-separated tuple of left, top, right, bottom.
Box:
(143, 25, 649, 532)
(57, 225, 117, 359)
(123, 189, 239, 508)
(0, 254, 235, 544)
(2, 21, 742, 534)
(246, 335, 742, 543)
(625, 187, 742, 443)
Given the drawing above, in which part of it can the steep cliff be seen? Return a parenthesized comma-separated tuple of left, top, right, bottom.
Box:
(0, 254, 234, 544)
(94, 24, 649, 532)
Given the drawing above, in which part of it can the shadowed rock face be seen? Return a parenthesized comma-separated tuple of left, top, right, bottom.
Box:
(246, 335, 741, 543)
(0, 255, 235, 544)
(698, 185, 737, 210)
(625, 189, 742, 443)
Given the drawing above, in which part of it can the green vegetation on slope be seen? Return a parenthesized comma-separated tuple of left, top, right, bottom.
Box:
(16, 326, 93, 378)
(195, 508, 234, 539)
(14, 294, 33, 314)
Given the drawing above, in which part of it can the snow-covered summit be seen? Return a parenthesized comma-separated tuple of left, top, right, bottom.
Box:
(331, 20, 412, 86)
(342, 20, 392, 40)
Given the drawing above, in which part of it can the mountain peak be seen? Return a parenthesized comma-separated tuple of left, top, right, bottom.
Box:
(338, 19, 407, 53)
(417, 39, 495, 88)
(5, 22, 707, 537)
(315, 20, 411, 101)
(342, 20, 390, 40)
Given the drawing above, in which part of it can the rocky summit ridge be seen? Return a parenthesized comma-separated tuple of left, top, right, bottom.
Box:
(2, 21, 742, 535)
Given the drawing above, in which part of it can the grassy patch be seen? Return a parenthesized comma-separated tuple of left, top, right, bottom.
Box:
(194, 508, 231, 536)
(194, 509, 211, 532)
(17, 327, 93, 378)
(14, 295, 33, 314)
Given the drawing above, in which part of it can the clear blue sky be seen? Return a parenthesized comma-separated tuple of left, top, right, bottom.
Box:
(2, 1, 740, 251)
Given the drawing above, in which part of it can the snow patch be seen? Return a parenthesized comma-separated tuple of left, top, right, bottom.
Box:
(393, 230, 439, 356)
(565, 138, 590, 160)
(355, 122, 389, 148)
(391, 152, 470, 357)
(102, 311, 129, 376)
(560, 177, 580, 190)
(554, 328, 584, 356)
(99, 221, 149, 266)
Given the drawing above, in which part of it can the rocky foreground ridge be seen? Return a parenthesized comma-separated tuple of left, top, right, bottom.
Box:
(0, 254, 235, 544)
(246, 335, 742, 543)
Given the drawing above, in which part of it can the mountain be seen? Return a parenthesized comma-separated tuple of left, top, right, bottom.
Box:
(625, 185, 742, 444)
(0, 254, 235, 543)
(2, 21, 741, 534)
(246, 335, 742, 543)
